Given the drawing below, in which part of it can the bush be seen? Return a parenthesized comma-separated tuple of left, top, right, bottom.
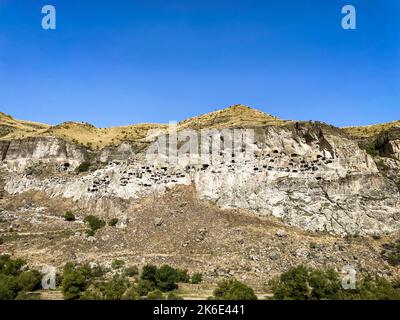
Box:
(85, 229, 95, 237)
(61, 262, 103, 300)
(0, 255, 26, 276)
(167, 291, 184, 300)
(155, 265, 179, 292)
(109, 218, 119, 227)
(62, 266, 88, 300)
(16, 270, 42, 292)
(64, 212, 76, 222)
(121, 287, 139, 300)
(141, 264, 157, 284)
(176, 269, 190, 283)
(76, 162, 91, 173)
(191, 273, 203, 284)
(84, 215, 106, 235)
(112, 259, 125, 270)
(0, 256, 43, 300)
(213, 279, 257, 300)
(135, 279, 154, 296)
(270, 265, 400, 300)
(15, 292, 41, 300)
(98, 276, 129, 300)
(364, 146, 379, 157)
(147, 289, 164, 300)
(124, 266, 139, 277)
(269, 265, 340, 300)
(0, 274, 19, 300)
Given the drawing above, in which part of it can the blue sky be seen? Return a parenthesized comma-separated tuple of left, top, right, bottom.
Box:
(0, 0, 399, 127)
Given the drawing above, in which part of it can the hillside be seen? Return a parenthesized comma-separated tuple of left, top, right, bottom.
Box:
(2, 106, 400, 149)
(342, 120, 400, 138)
(178, 104, 287, 130)
(1, 105, 287, 149)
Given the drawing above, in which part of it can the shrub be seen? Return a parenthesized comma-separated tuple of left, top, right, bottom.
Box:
(0, 255, 26, 276)
(269, 265, 400, 300)
(141, 264, 157, 284)
(112, 259, 125, 270)
(155, 265, 178, 292)
(0, 274, 19, 300)
(16, 270, 42, 292)
(124, 266, 139, 277)
(109, 218, 119, 227)
(191, 273, 203, 284)
(99, 276, 129, 300)
(364, 146, 379, 157)
(147, 289, 164, 300)
(167, 291, 184, 300)
(213, 279, 257, 300)
(176, 269, 190, 283)
(62, 266, 88, 300)
(121, 287, 139, 300)
(61, 262, 102, 300)
(84, 215, 106, 235)
(76, 162, 91, 173)
(15, 292, 41, 300)
(270, 265, 340, 300)
(79, 287, 101, 300)
(136, 279, 154, 296)
(0, 256, 42, 300)
(64, 212, 76, 222)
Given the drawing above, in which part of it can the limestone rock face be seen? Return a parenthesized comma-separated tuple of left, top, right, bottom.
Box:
(376, 128, 400, 160)
(0, 137, 87, 162)
(1, 122, 400, 236)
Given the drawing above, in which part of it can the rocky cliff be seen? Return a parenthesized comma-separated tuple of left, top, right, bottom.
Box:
(1, 106, 399, 237)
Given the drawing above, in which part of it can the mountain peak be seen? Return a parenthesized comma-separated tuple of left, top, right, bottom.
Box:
(178, 104, 284, 130)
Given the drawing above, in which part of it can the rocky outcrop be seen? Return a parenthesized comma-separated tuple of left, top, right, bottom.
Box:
(375, 128, 400, 160)
(2, 122, 399, 236)
(0, 137, 87, 162)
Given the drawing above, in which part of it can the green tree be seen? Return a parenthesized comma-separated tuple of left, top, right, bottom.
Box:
(269, 265, 313, 300)
(141, 264, 157, 284)
(61, 262, 98, 300)
(16, 270, 42, 292)
(213, 279, 257, 300)
(135, 279, 154, 296)
(155, 265, 178, 292)
(176, 269, 190, 283)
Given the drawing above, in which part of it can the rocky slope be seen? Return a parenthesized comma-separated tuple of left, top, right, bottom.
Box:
(1, 106, 399, 236)
(1, 105, 399, 286)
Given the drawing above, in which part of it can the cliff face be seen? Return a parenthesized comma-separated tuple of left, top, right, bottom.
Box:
(375, 128, 400, 160)
(0, 137, 87, 162)
(1, 117, 399, 236)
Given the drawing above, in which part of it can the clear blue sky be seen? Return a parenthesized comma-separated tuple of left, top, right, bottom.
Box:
(0, 0, 399, 127)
